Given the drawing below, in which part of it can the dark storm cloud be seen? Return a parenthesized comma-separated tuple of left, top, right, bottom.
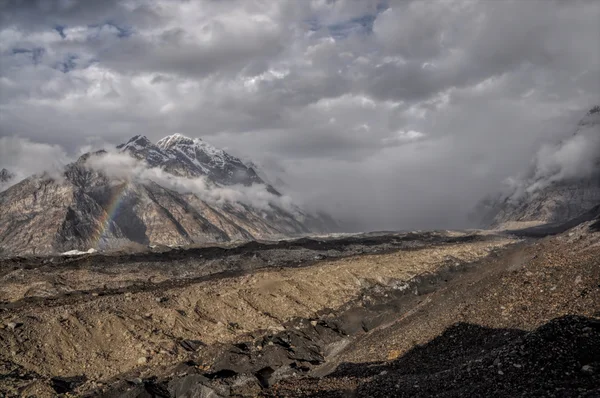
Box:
(0, 0, 599, 231)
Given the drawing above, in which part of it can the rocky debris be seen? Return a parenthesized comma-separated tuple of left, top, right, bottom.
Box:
(179, 339, 206, 352)
(137, 357, 148, 365)
(260, 225, 600, 397)
(0, 233, 510, 397)
(265, 316, 600, 397)
(0, 361, 50, 397)
(505, 204, 600, 237)
(0, 227, 598, 396)
(0, 231, 490, 304)
(91, 239, 523, 397)
(51, 375, 87, 394)
(5, 321, 22, 330)
(94, 238, 600, 397)
(581, 364, 595, 376)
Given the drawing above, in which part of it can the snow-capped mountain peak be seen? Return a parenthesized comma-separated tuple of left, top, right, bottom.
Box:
(156, 133, 200, 148)
(116, 133, 268, 187)
(122, 135, 152, 149)
(156, 133, 229, 170)
(117, 135, 171, 166)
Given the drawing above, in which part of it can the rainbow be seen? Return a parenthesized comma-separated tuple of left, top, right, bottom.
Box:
(91, 182, 129, 250)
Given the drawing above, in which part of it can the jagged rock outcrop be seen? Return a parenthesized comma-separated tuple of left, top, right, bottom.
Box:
(0, 168, 13, 183)
(473, 106, 600, 227)
(0, 135, 335, 256)
(0, 168, 14, 192)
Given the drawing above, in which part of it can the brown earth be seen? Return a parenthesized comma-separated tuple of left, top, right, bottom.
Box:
(0, 225, 599, 397)
(0, 232, 513, 396)
(264, 225, 600, 397)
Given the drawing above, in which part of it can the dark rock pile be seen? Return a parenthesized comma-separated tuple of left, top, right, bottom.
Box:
(266, 315, 600, 397)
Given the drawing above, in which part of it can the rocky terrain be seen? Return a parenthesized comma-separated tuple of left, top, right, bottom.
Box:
(117, 134, 267, 188)
(0, 219, 598, 397)
(474, 106, 600, 229)
(0, 135, 334, 256)
(1, 116, 599, 397)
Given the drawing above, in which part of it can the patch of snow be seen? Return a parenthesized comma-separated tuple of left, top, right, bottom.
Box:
(61, 248, 97, 256)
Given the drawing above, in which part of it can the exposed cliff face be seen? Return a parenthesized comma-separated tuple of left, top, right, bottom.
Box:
(0, 135, 334, 256)
(474, 106, 600, 228)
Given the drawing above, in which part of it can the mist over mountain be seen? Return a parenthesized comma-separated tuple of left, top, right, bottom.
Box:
(1, 0, 598, 233)
(2, 3, 600, 396)
(0, 134, 335, 256)
(472, 106, 600, 228)
(0, 169, 13, 183)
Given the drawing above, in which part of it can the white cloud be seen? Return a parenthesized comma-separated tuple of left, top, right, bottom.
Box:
(85, 150, 299, 214)
(0, 136, 71, 186)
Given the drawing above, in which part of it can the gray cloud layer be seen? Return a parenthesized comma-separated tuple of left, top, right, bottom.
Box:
(1, 0, 599, 231)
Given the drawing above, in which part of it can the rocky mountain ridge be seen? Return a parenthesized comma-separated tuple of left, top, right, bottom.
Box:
(474, 106, 600, 228)
(0, 135, 333, 256)
(0, 169, 13, 183)
(117, 134, 268, 188)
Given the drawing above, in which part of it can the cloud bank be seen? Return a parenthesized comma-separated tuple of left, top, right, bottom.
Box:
(1, 0, 599, 230)
(85, 151, 298, 215)
(503, 110, 600, 201)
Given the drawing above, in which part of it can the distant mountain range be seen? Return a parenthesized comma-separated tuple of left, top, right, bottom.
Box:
(473, 106, 600, 228)
(0, 134, 335, 256)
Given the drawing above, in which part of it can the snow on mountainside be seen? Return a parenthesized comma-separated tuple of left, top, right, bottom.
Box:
(118, 133, 267, 189)
(0, 134, 334, 256)
(473, 106, 600, 228)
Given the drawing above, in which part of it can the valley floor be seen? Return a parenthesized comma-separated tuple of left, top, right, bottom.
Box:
(0, 227, 598, 397)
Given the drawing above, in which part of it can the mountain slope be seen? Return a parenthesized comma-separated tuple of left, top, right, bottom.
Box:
(0, 135, 333, 256)
(474, 106, 600, 228)
(118, 133, 268, 188)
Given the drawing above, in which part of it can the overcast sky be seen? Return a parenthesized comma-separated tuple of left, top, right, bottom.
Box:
(1, 0, 599, 231)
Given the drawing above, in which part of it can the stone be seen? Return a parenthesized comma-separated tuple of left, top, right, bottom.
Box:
(50, 376, 87, 394)
(6, 322, 22, 330)
(179, 339, 206, 352)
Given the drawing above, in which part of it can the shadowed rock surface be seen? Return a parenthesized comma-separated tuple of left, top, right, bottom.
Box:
(265, 316, 600, 397)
